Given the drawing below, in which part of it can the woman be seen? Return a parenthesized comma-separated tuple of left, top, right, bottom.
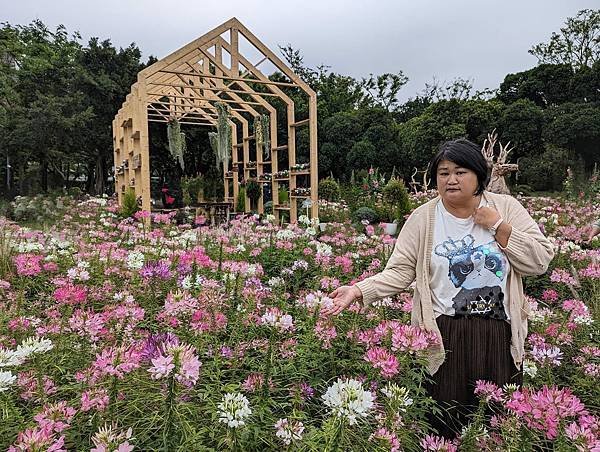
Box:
(322, 139, 554, 437)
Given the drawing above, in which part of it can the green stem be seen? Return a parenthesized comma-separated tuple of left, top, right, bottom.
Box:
(163, 374, 176, 451)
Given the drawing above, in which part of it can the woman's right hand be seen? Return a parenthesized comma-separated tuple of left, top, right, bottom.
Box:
(321, 285, 362, 316)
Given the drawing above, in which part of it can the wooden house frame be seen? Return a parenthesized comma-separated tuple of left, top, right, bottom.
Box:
(112, 18, 318, 222)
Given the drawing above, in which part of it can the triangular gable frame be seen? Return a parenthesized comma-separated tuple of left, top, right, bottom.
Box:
(113, 18, 318, 222)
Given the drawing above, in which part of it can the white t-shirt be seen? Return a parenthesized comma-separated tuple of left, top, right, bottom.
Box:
(430, 199, 510, 319)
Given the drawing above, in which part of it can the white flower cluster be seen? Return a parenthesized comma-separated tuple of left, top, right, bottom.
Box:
(218, 392, 252, 428)
(0, 337, 54, 392)
(315, 242, 333, 257)
(274, 418, 305, 445)
(381, 383, 413, 411)
(276, 228, 297, 241)
(261, 309, 294, 332)
(302, 291, 334, 311)
(322, 378, 375, 425)
(0, 370, 17, 392)
(16, 241, 44, 253)
(176, 229, 199, 247)
(267, 277, 285, 288)
(180, 274, 205, 290)
(67, 260, 91, 281)
(523, 360, 538, 378)
(126, 251, 145, 270)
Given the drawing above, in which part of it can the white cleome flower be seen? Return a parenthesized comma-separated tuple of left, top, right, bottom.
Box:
(275, 418, 305, 445)
(322, 378, 375, 425)
(218, 392, 252, 428)
(523, 360, 538, 378)
(16, 337, 54, 359)
(126, 251, 145, 270)
(0, 370, 17, 392)
(0, 348, 24, 368)
(381, 383, 413, 410)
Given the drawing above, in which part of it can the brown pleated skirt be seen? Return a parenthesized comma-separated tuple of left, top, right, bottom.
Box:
(425, 315, 523, 439)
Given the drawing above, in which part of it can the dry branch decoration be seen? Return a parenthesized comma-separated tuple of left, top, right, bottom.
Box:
(167, 118, 186, 171)
(254, 114, 271, 159)
(209, 102, 232, 169)
(481, 129, 519, 195)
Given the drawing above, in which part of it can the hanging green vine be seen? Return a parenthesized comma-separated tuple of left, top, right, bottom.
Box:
(167, 118, 186, 171)
(253, 115, 271, 160)
(209, 102, 232, 169)
(261, 114, 270, 159)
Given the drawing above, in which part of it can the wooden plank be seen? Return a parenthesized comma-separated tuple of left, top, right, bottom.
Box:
(290, 119, 309, 127)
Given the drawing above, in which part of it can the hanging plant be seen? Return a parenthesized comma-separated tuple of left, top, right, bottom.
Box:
(209, 102, 232, 169)
(253, 114, 271, 160)
(167, 118, 186, 171)
(254, 115, 263, 153)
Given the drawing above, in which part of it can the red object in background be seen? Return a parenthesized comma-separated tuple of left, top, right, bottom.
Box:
(165, 195, 175, 205)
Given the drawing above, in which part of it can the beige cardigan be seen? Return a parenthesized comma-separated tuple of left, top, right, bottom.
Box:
(355, 191, 555, 375)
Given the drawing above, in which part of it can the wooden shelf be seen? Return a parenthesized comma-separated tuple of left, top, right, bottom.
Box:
(290, 195, 310, 199)
(259, 161, 271, 164)
(274, 177, 289, 181)
(290, 118, 309, 127)
(291, 170, 310, 175)
(274, 206, 290, 210)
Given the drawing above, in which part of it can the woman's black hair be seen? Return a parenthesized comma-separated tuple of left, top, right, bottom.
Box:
(429, 139, 490, 195)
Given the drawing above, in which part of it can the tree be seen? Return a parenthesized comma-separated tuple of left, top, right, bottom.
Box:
(77, 37, 146, 194)
(498, 64, 575, 107)
(543, 102, 600, 170)
(0, 20, 93, 193)
(361, 72, 408, 111)
(498, 99, 546, 157)
(529, 9, 600, 69)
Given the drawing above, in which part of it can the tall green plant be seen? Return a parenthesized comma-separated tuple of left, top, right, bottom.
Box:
(236, 187, 246, 213)
(121, 188, 139, 217)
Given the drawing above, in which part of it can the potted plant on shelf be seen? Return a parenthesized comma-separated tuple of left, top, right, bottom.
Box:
(245, 179, 262, 210)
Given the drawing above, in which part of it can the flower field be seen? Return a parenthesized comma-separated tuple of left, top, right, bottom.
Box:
(0, 194, 599, 451)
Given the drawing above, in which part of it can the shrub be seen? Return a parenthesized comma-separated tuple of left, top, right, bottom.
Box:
(245, 179, 262, 206)
(120, 188, 139, 218)
(519, 146, 575, 192)
(236, 187, 246, 213)
(278, 186, 289, 205)
(318, 177, 341, 202)
(352, 206, 379, 224)
(382, 178, 412, 224)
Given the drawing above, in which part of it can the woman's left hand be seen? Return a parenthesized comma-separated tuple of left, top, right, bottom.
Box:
(472, 206, 501, 229)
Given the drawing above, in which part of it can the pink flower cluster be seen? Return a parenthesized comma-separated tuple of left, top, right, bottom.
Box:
(148, 343, 201, 387)
(357, 320, 438, 353)
(33, 401, 77, 433)
(420, 434, 458, 451)
(370, 427, 401, 451)
(506, 386, 588, 439)
(53, 283, 87, 305)
(8, 425, 66, 452)
(14, 253, 44, 276)
(550, 269, 578, 286)
(364, 346, 400, 378)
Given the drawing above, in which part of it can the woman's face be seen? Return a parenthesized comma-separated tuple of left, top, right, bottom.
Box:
(436, 160, 479, 204)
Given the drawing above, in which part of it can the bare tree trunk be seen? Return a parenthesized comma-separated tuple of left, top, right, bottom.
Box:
(93, 153, 105, 195)
(40, 155, 48, 192)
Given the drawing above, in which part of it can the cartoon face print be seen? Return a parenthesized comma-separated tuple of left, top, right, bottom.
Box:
(434, 235, 507, 290)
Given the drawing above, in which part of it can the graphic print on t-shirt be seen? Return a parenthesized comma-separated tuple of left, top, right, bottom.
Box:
(434, 234, 508, 319)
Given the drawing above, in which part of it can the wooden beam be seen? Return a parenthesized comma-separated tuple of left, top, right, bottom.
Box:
(153, 69, 299, 88)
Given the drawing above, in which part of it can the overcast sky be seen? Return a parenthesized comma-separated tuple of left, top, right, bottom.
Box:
(3, 0, 598, 101)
